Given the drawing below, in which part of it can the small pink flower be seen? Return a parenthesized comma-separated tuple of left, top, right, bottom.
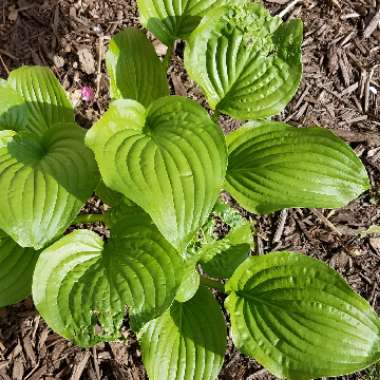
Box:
(81, 86, 94, 102)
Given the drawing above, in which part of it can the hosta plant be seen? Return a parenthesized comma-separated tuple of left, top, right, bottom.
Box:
(0, 1, 379, 379)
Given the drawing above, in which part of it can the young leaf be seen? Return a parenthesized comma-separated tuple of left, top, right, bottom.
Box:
(185, 2, 303, 119)
(225, 121, 370, 214)
(0, 124, 99, 249)
(86, 97, 227, 251)
(0, 233, 39, 308)
(8, 66, 75, 136)
(139, 286, 227, 380)
(225, 252, 380, 380)
(106, 28, 169, 106)
(190, 201, 253, 278)
(200, 222, 252, 278)
(137, 0, 228, 45)
(175, 267, 200, 303)
(32, 207, 185, 347)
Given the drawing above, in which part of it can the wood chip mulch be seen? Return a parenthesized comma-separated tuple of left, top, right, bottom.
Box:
(0, 0, 379, 379)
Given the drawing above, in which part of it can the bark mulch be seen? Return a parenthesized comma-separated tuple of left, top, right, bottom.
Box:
(0, 0, 379, 379)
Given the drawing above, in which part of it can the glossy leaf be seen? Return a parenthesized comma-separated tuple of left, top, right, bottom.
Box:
(0, 67, 99, 249)
(225, 121, 370, 214)
(139, 286, 226, 380)
(86, 97, 227, 251)
(137, 0, 228, 45)
(0, 124, 99, 249)
(185, 2, 303, 119)
(8, 66, 75, 136)
(0, 81, 27, 131)
(175, 267, 200, 303)
(33, 207, 185, 347)
(225, 252, 380, 379)
(106, 28, 169, 106)
(0, 233, 39, 307)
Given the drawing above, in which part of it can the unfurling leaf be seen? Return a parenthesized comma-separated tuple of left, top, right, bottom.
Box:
(139, 286, 227, 380)
(0, 67, 99, 249)
(33, 207, 185, 347)
(225, 121, 370, 214)
(225, 252, 380, 380)
(185, 2, 303, 119)
(86, 97, 227, 251)
(106, 28, 169, 106)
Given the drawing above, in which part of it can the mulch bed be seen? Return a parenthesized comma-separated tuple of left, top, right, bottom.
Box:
(0, 0, 379, 379)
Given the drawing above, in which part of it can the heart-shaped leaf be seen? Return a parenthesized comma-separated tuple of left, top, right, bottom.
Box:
(86, 97, 227, 251)
(0, 233, 39, 308)
(225, 121, 370, 214)
(185, 2, 303, 119)
(225, 252, 380, 379)
(0, 67, 99, 249)
(106, 28, 169, 106)
(139, 286, 227, 380)
(33, 207, 185, 347)
(137, 0, 228, 45)
(0, 124, 99, 249)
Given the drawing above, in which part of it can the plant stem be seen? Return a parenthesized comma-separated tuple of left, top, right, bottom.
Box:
(200, 276, 225, 293)
(73, 213, 107, 225)
(163, 41, 175, 70)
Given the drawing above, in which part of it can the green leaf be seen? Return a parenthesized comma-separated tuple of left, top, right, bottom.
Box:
(0, 81, 28, 131)
(95, 181, 131, 208)
(185, 2, 303, 119)
(225, 121, 370, 214)
(106, 28, 169, 106)
(8, 66, 75, 136)
(225, 252, 380, 380)
(175, 267, 200, 303)
(0, 67, 98, 249)
(86, 97, 227, 251)
(139, 286, 227, 380)
(201, 222, 252, 278)
(137, 0, 228, 46)
(0, 233, 39, 307)
(33, 207, 185, 347)
(0, 124, 99, 249)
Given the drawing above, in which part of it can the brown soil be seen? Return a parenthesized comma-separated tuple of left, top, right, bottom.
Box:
(0, 0, 380, 379)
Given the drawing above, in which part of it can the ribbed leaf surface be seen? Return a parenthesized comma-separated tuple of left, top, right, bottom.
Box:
(106, 28, 169, 106)
(0, 233, 39, 307)
(225, 121, 370, 214)
(0, 67, 99, 249)
(8, 66, 75, 136)
(185, 3, 303, 119)
(139, 287, 226, 380)
(137, 0, 228, 45)
(86, 97, 227, 251)
(0, 81, 27, 131)
(0, 125, 99, 249)
(225, 252, 380, 379)
(33, 208, 185, 347)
